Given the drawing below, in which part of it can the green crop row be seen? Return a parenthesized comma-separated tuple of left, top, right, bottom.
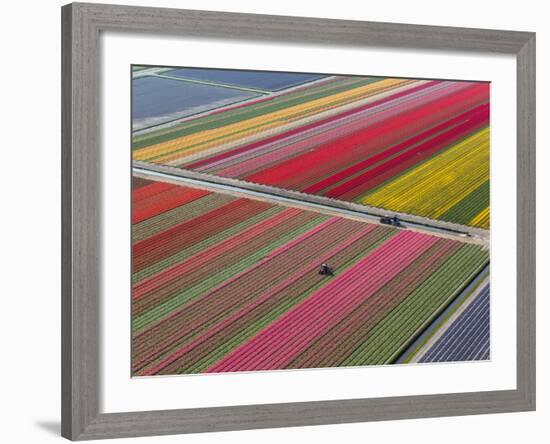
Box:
(132, 77, 376, 149)
(132, 206, 285, 283)
(178, 228, 395, 374)
(341, 244, 489, 366)
(133, 215, 326, 332)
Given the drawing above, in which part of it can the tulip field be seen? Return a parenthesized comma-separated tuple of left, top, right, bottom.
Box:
(133, 69, 490, 229)
(131, 68, 491, 377)
(131, 177, 489, 376)
(415, 284, 490, 363)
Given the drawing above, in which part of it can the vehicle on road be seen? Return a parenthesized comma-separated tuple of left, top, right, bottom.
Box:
(379, 216, 402, 227)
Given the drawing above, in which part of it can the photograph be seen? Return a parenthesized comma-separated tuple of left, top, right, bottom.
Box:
(0, 1, 541, 442)
(131, 66, 490, 376)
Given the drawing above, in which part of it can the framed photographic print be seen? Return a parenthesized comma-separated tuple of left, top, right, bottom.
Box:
(61, 2, 536, 440)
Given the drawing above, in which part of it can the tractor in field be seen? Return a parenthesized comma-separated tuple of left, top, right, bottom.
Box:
(319, 263, 334, 276)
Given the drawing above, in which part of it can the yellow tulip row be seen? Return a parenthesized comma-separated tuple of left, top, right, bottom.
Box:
(361, 127, 490, 228)
(470, 207, 490, 229)
(133, 78, 412, 164)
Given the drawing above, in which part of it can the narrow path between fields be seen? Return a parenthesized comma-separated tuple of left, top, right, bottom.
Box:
(133, 162, 490, 247)
(394, 268, 490, 364)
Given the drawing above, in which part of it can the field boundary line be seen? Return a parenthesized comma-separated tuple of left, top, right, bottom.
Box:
(393, 264, 490, 364)
(133, 161, 489, 246)
(152, 72, 271, 95)
(407, 276, 490, 363)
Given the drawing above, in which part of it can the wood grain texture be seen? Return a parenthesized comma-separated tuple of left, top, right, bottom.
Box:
(61, 2, 536, 440)
(77, 389, 528, 440)
(62, 3, 101, 439)
(77, 2, 531, 53)
(516, 34, 536, 409)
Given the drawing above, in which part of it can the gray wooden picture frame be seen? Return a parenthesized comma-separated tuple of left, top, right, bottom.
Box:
(61, 2, 536, 440)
